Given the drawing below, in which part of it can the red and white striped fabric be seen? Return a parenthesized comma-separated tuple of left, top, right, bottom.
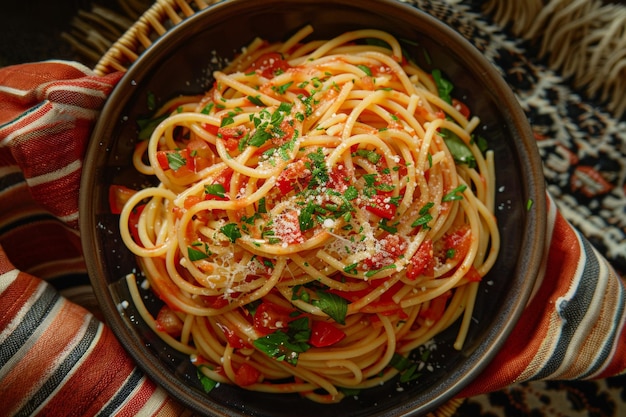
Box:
(0, 61, 624, 416)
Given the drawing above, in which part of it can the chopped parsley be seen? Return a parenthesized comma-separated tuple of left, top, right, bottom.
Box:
(220, 223, 242, 242)
(442, 184, 467, 202)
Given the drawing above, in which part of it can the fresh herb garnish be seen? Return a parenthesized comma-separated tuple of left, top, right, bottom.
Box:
(253, 317, 311, 366)
(357, 64, 372, 76)
(311, 290, 349, 325)
(220, 223, 242, 242)
(204, 183, 226, 198)
(247, 95, 265, 106)
(432, 69, 453, 105)
(442, 184, 467, 202)
(166, 151, 187, 170)
(197, 365, 218, 393)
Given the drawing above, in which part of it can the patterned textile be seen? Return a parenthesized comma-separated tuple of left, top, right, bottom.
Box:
(0, 1, 625, 416)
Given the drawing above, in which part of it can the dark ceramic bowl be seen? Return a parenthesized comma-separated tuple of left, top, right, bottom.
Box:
(80, 0, 546, 416)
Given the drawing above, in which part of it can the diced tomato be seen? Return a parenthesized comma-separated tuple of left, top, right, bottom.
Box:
(327, 166, 350, 192)
(443, 225, 472, 262)
(253, 301, 296, 336)
(452, 98, 471, 119)
(247, 52, 291, 78)
(156, 148, 195, 176)
(276, 158, 311, 195)
(309, 321, 346, 348)
(362, 234, 407, 270)
(108, 184, 137, 214)
(271, 120, 295, 146)
(234, 362, 261, 386)
(365, 194, 396, 220)
(406, 239, 434, 280)
(419, 291, 452, 323)
(465, 265, 482, 282)
(155, 305, 183, 338)
(202, 123, 219, 135)
(187, 137, 214, 171)
(218, 126, 248, 151)
(216, 322, 248, 349)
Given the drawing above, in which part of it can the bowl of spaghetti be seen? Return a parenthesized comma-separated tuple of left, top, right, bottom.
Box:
(80, 0, 546, 416)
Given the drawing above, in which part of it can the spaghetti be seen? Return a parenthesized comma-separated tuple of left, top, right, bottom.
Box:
(116, 25, 500, 403)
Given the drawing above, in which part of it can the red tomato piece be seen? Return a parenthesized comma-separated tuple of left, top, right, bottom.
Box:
(216, 322, 247, 349)
(247, 52, 291, 78)
(276, 159, 311, 194)
(362, 234, 407, 270)
(452, 98, 471, 119)
(309, 321, 346, 348)
(156, 148, 195, 176)
(234, 362, 261, 386)
(253, 301, 296, 336)
(365, 194, 396, 220)
(218, 126, 248, 151)
(443, 225, 472, 262)
(202, 123, 219, 135)
(155, 305, 183, 338)
(406, 239, 434, 280)
(108, 184, 137, 214)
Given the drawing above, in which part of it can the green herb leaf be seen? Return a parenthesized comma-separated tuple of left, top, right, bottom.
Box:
(253, 317, 311, 366)
(354, 149, 381, 164)
(204, 183, 226, 198)
(188, 246, 209, 261)
(197, 366, 218, 393)
(298, 202, 316, 232)
(312, 291, 348, 325)
(442, 184, 467, 202)
(343, 263, 359, 275)
(220, 223, 242, 242)
(364, 263, 396, 278)
(357, 64, 372, 76)
(440, 129, 476, 167)
(167, 151, 187, 171)
(432, 69, 453, 105)
(247, 95, 265, 106)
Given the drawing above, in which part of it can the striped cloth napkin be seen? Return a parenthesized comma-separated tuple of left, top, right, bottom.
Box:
(0, 61, 624, 416)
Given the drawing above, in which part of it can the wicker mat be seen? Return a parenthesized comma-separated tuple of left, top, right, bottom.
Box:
(62, 0, 626, 416)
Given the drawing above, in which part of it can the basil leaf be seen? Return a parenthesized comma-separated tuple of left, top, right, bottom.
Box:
(188, 246, 209, 261)
(442, 184, 467, 202)
(204, 183, 226, 198)
(312, 291, 348, 325)
(197, 366, 218, 393)
(220, 223, 242, 242)
(357, 64, 372, 76)
(440, 129, 476, 167)
(253, 317, 311, 366)
(432, 69, 453, 105)
(167, 151, 187, 171)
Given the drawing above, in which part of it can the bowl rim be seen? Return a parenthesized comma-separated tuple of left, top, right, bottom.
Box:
(80, 0, 547, 415)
